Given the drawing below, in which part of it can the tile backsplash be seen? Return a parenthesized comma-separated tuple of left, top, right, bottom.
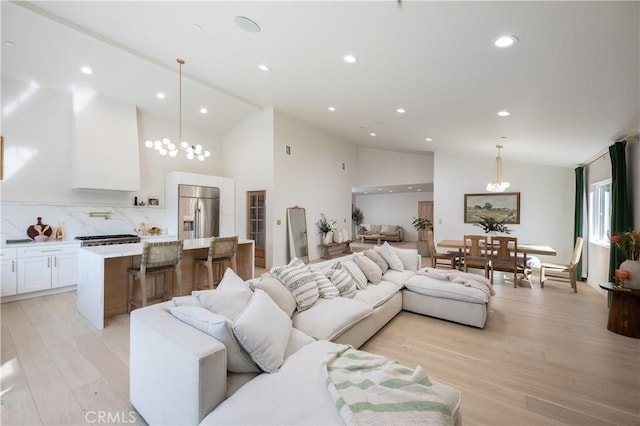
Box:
(1, 203, 168, 241)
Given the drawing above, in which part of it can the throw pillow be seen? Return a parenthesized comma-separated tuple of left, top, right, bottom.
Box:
(370, 224, 382, 234)
(339, 258, 368, 290)
(376, 242, 404, 271)
(271, 258, 320, 312)
(232, 290, 292, 373)
(352, 253, 382, 284)
(169, 305, 259, 373)
(172, 295, 201, 307)
(251, 273, 297, 317)
(308, 267, 339, 299)
(325, 268, 357, 298)
(380, 224, 398, 235)
(193, 268, 252, 319)
(364, 248, 389, 273)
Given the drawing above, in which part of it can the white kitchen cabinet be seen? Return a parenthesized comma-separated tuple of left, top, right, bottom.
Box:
(1, 248, 18, 296)
(17, 245, 78, 294)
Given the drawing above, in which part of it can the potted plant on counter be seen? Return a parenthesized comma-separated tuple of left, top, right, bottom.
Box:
(352, 207, 364, 239)
(412, 217, 433, 256)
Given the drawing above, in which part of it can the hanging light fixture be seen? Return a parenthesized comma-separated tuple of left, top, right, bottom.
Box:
(144, 58, 211, 161)
(486, 144, 510, 192)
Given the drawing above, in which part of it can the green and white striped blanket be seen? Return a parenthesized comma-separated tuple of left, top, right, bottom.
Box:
(322, 345, 454, 425)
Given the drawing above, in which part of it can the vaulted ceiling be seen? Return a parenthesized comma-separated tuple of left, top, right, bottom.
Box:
(2, 1, 639, 167)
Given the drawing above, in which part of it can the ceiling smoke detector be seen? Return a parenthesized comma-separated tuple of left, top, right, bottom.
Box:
(235, 16, 261, 33)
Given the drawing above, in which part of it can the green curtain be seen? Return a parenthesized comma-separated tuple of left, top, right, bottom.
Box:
(574, 166, 584, 280)
(608, 141, 631, 282)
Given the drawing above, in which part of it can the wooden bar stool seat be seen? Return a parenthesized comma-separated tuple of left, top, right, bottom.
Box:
(193, 236, 239, 290)
(128, 240, 183, 313)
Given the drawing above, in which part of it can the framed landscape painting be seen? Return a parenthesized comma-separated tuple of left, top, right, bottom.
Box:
(464, 192, 520, 224)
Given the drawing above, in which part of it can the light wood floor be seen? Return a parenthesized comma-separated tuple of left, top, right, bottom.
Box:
(2, 270, 639, 425)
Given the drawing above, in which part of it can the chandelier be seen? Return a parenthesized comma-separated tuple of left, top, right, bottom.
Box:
(144, 58, 211, 161)
(486, 144, 510, 192)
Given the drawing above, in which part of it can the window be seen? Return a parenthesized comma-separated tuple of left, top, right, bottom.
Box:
(590, 179, 611, 246)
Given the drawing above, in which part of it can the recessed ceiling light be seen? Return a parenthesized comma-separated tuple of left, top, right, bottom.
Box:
(425, 138, 433, 142)
(258, 64, 270, 71)
(200, 107, 208, 114)
(494, 35, 518, 48)
(343, 54, 357, 64)
(193, 23, 202, 30)
(389, 190, 393, 193)
(377, 188, 382, 191)
(328, 106, 336, 112)
(417, 189, 422, 192)
(497, 110, 511, 117)
(156, 92, 166, 99)
(397, 108, 406, 114)
(364, 192, 369, 194)
(5, 40, 16, 47)
(235, 16, 261, 33)
(408, 186, 413, 190)
(80, 66, 93, 75)
(369, 132, 376, 137)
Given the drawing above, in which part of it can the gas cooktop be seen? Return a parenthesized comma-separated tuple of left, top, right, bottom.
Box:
(75, 234, 141, 246)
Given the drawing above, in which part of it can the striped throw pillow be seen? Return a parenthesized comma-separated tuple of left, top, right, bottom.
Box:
(309, 267, 340, 299)
(339, 258, 368, 290)
(325, 268, 356, 298)
(270, 258, 319, 312)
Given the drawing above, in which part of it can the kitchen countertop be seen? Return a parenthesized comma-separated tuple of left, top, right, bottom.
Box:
(2, 239, 81, 249)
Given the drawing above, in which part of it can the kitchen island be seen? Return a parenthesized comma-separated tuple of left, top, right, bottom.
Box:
(77, 238, 255, 329)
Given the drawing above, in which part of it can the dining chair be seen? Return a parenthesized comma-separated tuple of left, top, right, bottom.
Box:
(128, 240, 184, 313)
(193, 236, 239, 289)
(463, 235, 490, 278)
(427, 230, 458, 269)
(539, 237, 583, 292)
(489, 236, 523, 287)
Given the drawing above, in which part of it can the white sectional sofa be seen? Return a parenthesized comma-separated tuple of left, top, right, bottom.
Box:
(130, 244, 492, 425)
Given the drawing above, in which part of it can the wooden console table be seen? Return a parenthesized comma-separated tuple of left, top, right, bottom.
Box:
(319, 240, 352, 259)
(599, 282, 640, 338)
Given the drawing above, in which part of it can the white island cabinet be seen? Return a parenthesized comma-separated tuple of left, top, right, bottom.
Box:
(1, 248, 18, 296)
(77, 238, 255, 329)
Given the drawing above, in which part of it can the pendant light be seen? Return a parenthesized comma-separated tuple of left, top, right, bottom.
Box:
(144, 58, 211, 161)
(486, 145, 510, 192)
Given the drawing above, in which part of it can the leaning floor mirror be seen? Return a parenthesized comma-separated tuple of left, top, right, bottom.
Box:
(287, 206, 309, 263)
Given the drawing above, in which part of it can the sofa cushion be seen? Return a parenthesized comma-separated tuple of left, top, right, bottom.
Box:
(171, 295, 201, 307)
(382, 269, 416, 287)
(392, 247, 420, 272)
(292, 297, 373, 341)
(339, 258, 368, 290)
(325, 267, 356, 298)
(169, 305, 259, 373)
(352, 252, 383, 284)
(370, 224, 382, 234)
(233, 290, 293, 373)
(201, 340, 462, 426)
(193, 268, 253, 320)
(271, 258, 320, 312)
(353, 281, 401, 309)
(364, 248, 389, 273)
(251, 273, 297, 317)
(376, 242, 404, 271)
(380, 224, 398, 235)
(309, 267, 340, 299)
(404, 274, 489, 303)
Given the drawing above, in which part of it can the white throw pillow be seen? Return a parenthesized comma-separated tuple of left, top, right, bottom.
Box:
(364, 248, 389, 273)
(370, 224, 382, 234)
(376, 242, 404, 271)
(308, 267, 340, 299)
(232, 290, 292, 373)
(169, 305, 259, 373)
(193, 268, 253, 319)
(380, 224, 398, 235)
(271, 258, 320, 312)
(352, 253, 383, 284)
(251, 273, 297, 317)
(339, 258, 368, 290)
(172, 295, 201, 307)
(325, 268, 356, 298)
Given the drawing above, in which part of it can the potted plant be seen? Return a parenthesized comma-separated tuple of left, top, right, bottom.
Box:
(474, 215, 512, 234)
(611, 231, 640, 289)
(316, 214, 336, 244)
(352, 207, 364, 239)
(412, 217, 433, 256)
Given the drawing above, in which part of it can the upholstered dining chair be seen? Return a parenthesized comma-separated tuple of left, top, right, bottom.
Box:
(427, 230, 458, 269)
(193, 236, 239, 289)
(489, 236, 523, 287)
(128, 240, 184, 312)
(463, 235, 490, 278)
(539, 237, 584, 293)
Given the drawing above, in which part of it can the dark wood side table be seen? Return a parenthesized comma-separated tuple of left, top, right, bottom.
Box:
(599, 282, 640, 338)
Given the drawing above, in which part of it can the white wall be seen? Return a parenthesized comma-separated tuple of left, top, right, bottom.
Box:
(222, 108, 275, 265)
(630, 139, 639, 229)
(357, 148, 433, 186)
(355, 191, 434, 241)
(272, 110, 358, 266)
(433, 151, 575, 263)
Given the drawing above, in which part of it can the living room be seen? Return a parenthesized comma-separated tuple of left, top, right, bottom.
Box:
(1, 1, 639, 425)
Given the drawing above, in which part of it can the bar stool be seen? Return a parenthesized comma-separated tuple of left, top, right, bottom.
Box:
(128, 240, 183, 313)
(193, 236, 239, 290)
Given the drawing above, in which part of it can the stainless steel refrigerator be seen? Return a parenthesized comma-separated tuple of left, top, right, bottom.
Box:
(178, 184, 220, 240)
